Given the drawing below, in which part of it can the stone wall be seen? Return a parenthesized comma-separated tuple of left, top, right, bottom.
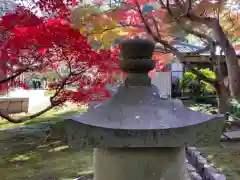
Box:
(186, 147, 226, 180)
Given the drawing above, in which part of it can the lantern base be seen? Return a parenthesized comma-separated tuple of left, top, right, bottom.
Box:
(93, 147, 186, 180)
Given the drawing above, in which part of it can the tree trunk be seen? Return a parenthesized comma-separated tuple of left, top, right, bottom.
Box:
(214, 81, 230, 113)
(211, 20, 240, 100)
(212, 55, 230, 113)
(185, 15, 240, 100)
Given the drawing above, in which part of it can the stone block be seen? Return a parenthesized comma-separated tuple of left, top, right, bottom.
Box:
(22, 100, 29, 113)
(186, 148, 200, 168)
(8, 101, 21, 113)
(203, 165, 217, 180)
(186, 147, 226, 180)
(196, 156, 207, 170)
(213, 174, 226, 180)
(0, 101, 9, 111)
(189, 172, 202, 180)
(0, 97, 29, 114)
(186, 163, 196, 173)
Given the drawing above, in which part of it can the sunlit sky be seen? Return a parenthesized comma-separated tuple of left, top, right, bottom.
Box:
(2, 0, 240, 17)
(2, 0, 113, 17)
(1, 0, 239, 52)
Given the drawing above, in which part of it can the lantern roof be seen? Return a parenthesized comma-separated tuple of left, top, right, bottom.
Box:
(66, 39, 224, 148)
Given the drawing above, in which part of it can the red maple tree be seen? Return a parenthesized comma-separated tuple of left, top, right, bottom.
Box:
(0, 5, 120, 123)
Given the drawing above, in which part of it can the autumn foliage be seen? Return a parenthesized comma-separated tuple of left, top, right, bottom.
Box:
(0, 4, 122, 122)
(69, 0, 240, 110)
(1, 0, 240, 122)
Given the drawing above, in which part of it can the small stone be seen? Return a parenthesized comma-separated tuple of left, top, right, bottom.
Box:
(189, 172, 202, 180)
(186, 163, 196, 173)
(203, 165, 217, 179)
(213, 174, 226, 180)
(188, 147, 197, 151)
(196, 156, 207, 170)
(135, 116, 140, 119)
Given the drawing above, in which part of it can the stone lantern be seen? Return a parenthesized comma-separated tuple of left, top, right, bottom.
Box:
(65, 39, 224, 180)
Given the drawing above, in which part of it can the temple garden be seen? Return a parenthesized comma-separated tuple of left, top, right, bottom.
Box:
(1, 39, 240, 180)
(1, 102, 240, 180)
(1, 1, 240, 178)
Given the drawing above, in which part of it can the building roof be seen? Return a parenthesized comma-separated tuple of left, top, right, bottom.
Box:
(171, 41, 203, 53)
(163, 41, 240, 56)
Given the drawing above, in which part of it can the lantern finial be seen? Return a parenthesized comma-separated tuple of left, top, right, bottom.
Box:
(119, 39, 155, 86)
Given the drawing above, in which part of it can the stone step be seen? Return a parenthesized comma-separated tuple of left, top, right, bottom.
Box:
(221, 130, 240, 141)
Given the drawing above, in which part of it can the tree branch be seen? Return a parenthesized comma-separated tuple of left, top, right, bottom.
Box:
(185, 64, 217, 85)
(0, 67, 29, 84)
(159, 0, 214, 51)
(135, 0, 217, 86)
(0, 104, 59, 123)
(0, 76, 67, 123)
(0, 68, 73, 123)
(173, 2, 240, 98)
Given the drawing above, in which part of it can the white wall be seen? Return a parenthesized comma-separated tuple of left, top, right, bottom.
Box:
(151, 62, 184, 99)
(8, 89, 50, 113)
(151, 71, 172, 98)
(171, 62, 184, 82)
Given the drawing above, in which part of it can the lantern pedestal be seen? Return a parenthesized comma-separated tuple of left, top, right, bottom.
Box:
(94, 148, 185, 180)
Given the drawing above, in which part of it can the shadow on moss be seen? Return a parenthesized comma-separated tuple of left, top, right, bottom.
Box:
(0, 110, 93, 180)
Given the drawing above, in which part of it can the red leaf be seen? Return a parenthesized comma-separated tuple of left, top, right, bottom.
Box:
(38, 48, 48, 55)
(15, 81, 30, 90)
(0, 3, 120, 106)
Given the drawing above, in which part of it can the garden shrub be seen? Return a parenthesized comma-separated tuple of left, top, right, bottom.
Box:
(180, 68, 216, 97)
(228, 99, 240, 118)
(194, 96, 217, 105)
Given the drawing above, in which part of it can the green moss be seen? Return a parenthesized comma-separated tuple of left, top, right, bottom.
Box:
(0, 107, 92, 180)
(44, 90, 55, 96)
(199, 144, 240, 180)
(0, 105, 86, 129)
